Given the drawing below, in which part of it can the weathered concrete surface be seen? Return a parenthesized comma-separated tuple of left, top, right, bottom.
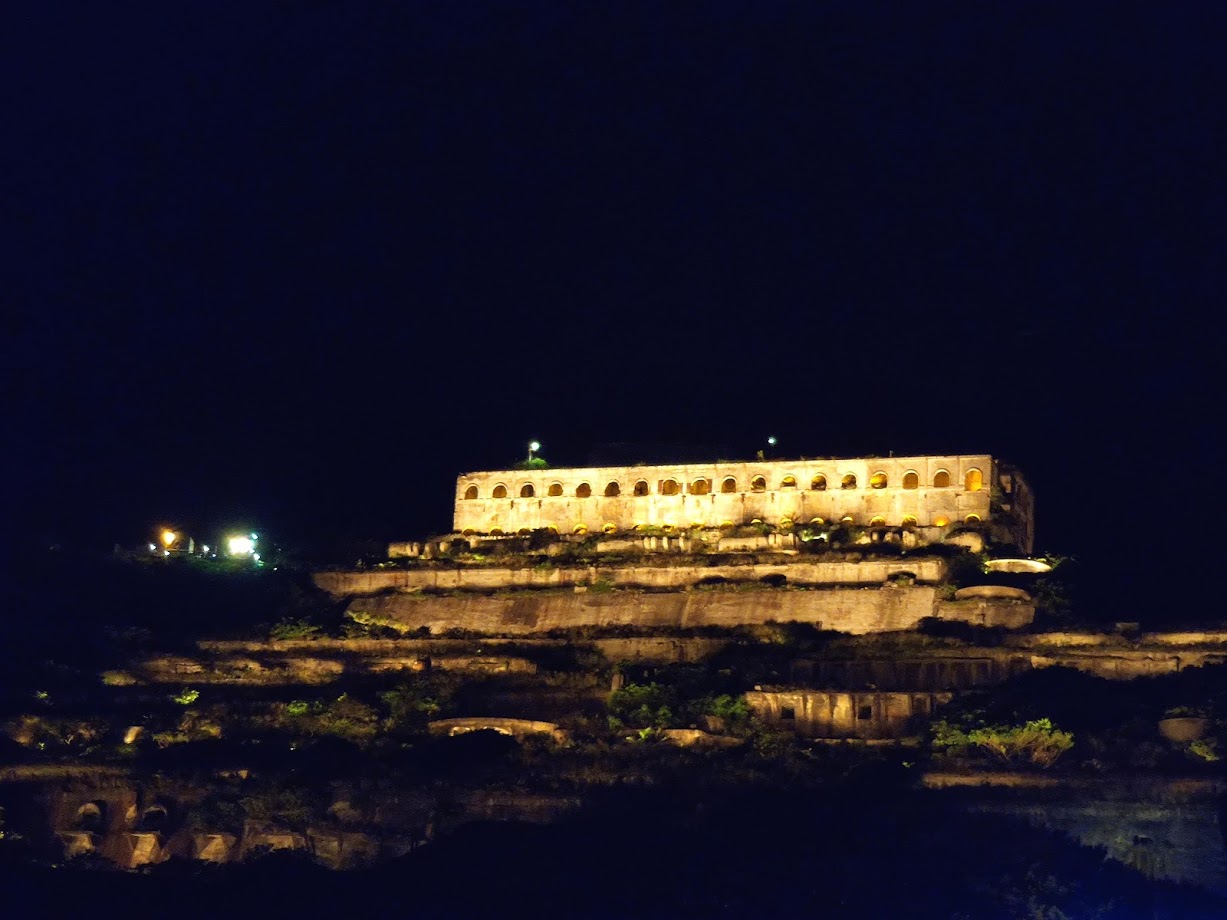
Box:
(314, 558, 948, 597)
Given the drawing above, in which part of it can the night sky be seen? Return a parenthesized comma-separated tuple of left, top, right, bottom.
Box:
(6, 3, 1225, 611)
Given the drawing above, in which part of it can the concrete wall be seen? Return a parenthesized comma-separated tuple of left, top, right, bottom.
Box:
(314, 557, 948, 598)
(745, 689, 954, 738)
(345, 585, 945, 635)
(453, 454, 1010, 540)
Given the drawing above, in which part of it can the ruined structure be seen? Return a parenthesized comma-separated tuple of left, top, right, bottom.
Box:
(451, 453, 1034, 553)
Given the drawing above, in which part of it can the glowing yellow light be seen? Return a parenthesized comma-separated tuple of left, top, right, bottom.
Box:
(161, 530, 177, 547)
(227, 535, 254, 556)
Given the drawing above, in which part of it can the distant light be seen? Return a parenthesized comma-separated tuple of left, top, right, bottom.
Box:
(529, 441, 541, 452)
(252, 553, 261, 562)
(228, 535, 254, 556)
(250, 533, 258, 541)
(767, 436, 777, 446)
(161, 530, 177, 547)
(163, 550, 169, 557)
(202, 545, 210, 554)
(149, 544, 157, 552)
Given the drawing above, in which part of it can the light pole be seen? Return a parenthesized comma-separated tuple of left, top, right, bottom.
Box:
(528, 440, 541, 464)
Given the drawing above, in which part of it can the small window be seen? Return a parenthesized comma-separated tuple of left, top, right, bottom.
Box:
(901, 515, 918, 528)
(870, 472, 887, 489)
(573, 524, 588, 534)
(633, 480, 650, 497)
(751, 476, 767, 492)
(547, 482, 563, 497)
(933, 515, 950, 527)
(965, 468, 983, 492)
(811, 475, 827, 491)
(660, 478, 680, 496)
(857, 704, 873, 721)
(463, 485, 479, 500)
(902, 471, 919, 490)
(576, 483, 592, 498)
(780, 475, 797, 489)
(517, 527, 532, 535)
(810, 516, 824, 525)
(721, 477, 738, 493)
(840, 515, 854, 524)
(604, 481, 620, 497)
(781, 706, 796, 721)
(602, 522, 618, 533)
(719, 520, 735, 529)
(841, 474, 857, 490)
(492, 484, 508, 499)
(933, 470, 951, 488)
(965, 513, 981, 524)
(490, 527, 505, 535)
(869, 516, 886, 527)
(690, 478, 711, 495)
(519, 483, 535, 498)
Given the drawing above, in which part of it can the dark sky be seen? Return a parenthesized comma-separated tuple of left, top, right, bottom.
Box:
(5, 3, 1225, 605)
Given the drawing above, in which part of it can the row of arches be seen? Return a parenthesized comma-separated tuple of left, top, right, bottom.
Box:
(465, 469, 983, 501)
(468, 513, 984, 537)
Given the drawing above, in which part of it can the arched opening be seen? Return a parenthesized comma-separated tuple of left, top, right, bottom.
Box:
(933, 515, 950, 527)
(750, 518, 763, 525)
(780, 475, 797, 489)
(140, 805, 169, 832)
(901, 515, 918, 529)
(721, 477, 737, 493)
(517, 527, 532, 535)
(602, 522, 618, 533)
(902, 471, 919, 490)
(492, 484, 508, 499)
(811, 475, 827, 491)
(690, 478, 711, 495)
(840, 515, 854, 524)
(690, 521, 704, 530)
(462, 528, 475, 536)
(779, 519, 793, 530)
(76, 802, 104, 832)
(965, 468, 983, 492)
(547, 482, 563, 497)
(490, 527, 505, 536)
(576, 483, 592, 498)
(604, 481, 620, 497)
(546, 524, 559, 534)
(720, 520, 735, 529)
(810, 517, 824, 525)
(661, 479, 680, 495)
(633, 480, 650, 497)
(463, 485, 479, 500)
(841, 474, 857, 490)
(573, 524, 588, 535)
(965, 513, 982, 524)
(870, 472, 887, 489)
(750, 476, 766, 492)
(870, 516, 886, 527)
(933, 470, 950, 488)
(519, 483, 535, 498)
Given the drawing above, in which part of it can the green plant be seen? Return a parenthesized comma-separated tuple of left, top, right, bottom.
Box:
(931, 717, 1073, 769)
(171, 688, 200, 706)
(270, 618, 323, 640)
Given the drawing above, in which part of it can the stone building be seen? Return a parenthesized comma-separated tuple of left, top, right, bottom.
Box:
(452, 454, 1034, 552)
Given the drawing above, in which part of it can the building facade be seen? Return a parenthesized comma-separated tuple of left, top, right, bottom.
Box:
(452, 454, 1034, 552)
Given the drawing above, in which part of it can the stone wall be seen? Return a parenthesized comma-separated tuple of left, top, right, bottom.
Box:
(313, 557, 948, 598)
(453, 454, 1014, 541)
(745, 689, 955, 738)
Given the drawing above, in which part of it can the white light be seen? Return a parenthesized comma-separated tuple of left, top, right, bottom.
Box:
(767, 436, 777, 446)
(250, 533, 258, 541)
(149, 544, 156, 552)
(202, 545, 210, 554)
(529, 441, 540, 452)
(252, 553, 260, 562)
(227, 536, 254, 556)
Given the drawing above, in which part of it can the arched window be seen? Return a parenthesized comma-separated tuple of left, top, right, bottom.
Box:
(779, 518, 794, 530)
(870, 472, 888, 489)
(902, 471, 919, 490)
(719, 520, 735, 529)
(492, 484, 508, 499)
(965, 468, 983, 492)
(546, 524, 559, 534)
(933, 470, 950, 488)
(841, 474, 857, 490)
(490, 527, 505, 535)
(870, 516, 886, 527)
(901, 515, 918, 528)
(462, 528, 475, 536)
(810, 516, 824, 525)
(750, 475, 767, 492)
(840, 515, 854, 524)
(811, 475, 827, 491)
(721, 477, 737, 493)
(690, 478, 711, 495)
(661, 479, 680, 495)
(517, 527, 532, 535)
(547, 482, 563, 497)
(520, 483, 535, 498)
(965, 513, 982, 524)
(602, 522, 618, 533)
(576, 482, 592, 498)
(933, 515, 950, 527)
(604, 481, 620, 497)
(464, 485, 479, 500)
(780, 475, 797, 489)
(633, 480, 650, 497)
(573, 524, 588, 534)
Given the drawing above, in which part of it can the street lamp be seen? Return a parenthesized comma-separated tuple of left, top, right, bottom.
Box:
(528, 440, 541, 463)
(161, 530, 177, 548)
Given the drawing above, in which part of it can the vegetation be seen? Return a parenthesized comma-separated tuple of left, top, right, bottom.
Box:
(932, 717, 1074, 768)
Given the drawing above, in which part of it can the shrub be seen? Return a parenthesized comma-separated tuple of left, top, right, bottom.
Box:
(932, 717, 1073, 769)
(270, 618, 323, 640)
